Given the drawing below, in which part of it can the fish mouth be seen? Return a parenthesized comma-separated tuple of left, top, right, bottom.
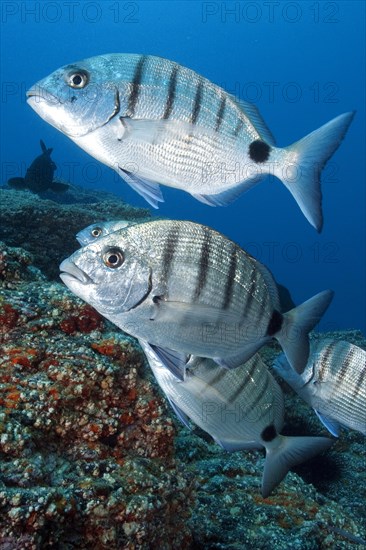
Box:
(59, 259, 93, 286)
(26, 87, 60, 106)
(26, 88, 39, 99)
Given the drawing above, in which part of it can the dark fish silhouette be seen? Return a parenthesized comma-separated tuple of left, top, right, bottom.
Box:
(8, 140, 68, 193)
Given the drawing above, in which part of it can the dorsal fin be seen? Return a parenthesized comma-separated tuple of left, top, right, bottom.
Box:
(229, 95, 276, 146)
(40, 139, 52, 155)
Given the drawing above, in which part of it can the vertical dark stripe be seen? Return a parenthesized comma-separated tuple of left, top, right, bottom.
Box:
(161, 225, 180, 282)
(353, 363, 366, 397)
(318, 341, 337, 381)
(215, 96, 226, 132)
(193, 228, 211, 300)
(249, 374, 270, 411)
(163, 65, 179, 119)
(227, 354, 260, 405)
(222, 245, 238, 309)
(335, 346, 356, 390)
(191, 79, 204, 124)
(233, 118, 244, 137)
(127, 55, 147, 117)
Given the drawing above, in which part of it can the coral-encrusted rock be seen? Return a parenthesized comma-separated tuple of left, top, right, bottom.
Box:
(0, 278, 193, 548)
(0, 241, 45, 288)
(0, 188, 151, 280)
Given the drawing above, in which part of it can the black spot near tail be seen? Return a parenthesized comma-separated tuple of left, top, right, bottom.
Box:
(261, 424, 277, 442)
(266, 309, 283, 336)
(249, 140, 271, 163)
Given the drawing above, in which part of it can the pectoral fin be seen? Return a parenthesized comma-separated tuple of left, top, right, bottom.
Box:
(119, 117, 218, 145)
(152, 299, 240, 326)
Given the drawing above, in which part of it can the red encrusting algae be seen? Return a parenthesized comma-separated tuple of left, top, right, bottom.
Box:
(0, 240, 193, 548)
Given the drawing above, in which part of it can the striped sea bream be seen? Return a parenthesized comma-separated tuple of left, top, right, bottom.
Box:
(273, 339, 366, 436)
(28, 53, 354, 231)
(139, 340, 333, 498)
(60, 220, 334, 375)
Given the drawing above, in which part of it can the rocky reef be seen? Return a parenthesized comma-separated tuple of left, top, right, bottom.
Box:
(0, 189, 365, 548)
(0, 246, 193, 548)
(0, 187, 151, 280)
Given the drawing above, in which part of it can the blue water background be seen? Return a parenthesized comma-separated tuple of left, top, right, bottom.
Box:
(1, 0, 365, 333)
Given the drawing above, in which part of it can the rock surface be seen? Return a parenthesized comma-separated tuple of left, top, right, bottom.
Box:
(0, 187, 151, 280)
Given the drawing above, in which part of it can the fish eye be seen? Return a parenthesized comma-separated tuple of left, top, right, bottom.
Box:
(91, 227, 103, 238)
(103, 248, 124, 268)
(68, 70, 89, 89)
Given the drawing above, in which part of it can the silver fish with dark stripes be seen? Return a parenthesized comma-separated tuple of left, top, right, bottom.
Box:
(60, 219, 333, 376)
(273, 339, 366, 436)
(140, 341, 333, 497)
(76, 219, 133, 246)
(27, 54, 354, 230)
(76, 220, 296, 314)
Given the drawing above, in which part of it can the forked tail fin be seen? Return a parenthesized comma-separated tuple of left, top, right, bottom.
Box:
(273, 112, 355, 231)
(262, 435, 333, 497)
(275, 290, 334, 374)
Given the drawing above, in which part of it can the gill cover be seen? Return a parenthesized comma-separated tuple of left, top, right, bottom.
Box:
(94, 254, 152, 314)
